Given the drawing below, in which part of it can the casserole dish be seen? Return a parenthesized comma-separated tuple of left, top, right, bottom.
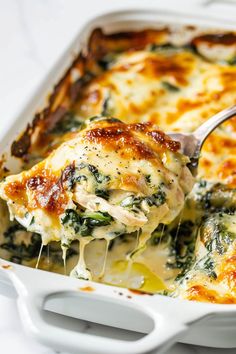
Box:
(1, 5, 236, 353)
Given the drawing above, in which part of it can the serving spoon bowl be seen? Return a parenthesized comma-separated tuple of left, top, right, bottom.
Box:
(169, 105, 236, 175)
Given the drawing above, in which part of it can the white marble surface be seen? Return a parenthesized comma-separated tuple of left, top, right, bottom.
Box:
(0, 0, 236, 353)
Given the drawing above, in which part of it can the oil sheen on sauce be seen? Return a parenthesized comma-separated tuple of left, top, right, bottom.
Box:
(58, 236, 177, 293)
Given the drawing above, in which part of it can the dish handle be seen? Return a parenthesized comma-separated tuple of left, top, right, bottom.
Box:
(20, 296, 188, 354)
(4, 264, 192, 354)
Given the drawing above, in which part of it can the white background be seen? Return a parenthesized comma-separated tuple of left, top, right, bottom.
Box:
(0, 0, 236, 353)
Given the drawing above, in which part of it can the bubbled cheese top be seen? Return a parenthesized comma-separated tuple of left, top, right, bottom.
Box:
(0, 118, 194, 279)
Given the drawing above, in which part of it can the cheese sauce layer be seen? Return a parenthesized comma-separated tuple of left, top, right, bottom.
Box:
(73, 42, 236, 186)
(0, 118, 193, 280)
(1, 28, 236, 301)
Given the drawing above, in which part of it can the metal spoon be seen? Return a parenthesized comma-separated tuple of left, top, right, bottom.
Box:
(168, 105, 236, 175)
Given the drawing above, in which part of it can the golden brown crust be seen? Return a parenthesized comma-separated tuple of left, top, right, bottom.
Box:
(9, 27, 236, 163)
(217, 254, 236, 294)
(192, 33, 236, 47)
(2, 26, 236, 304)
(186, 285, 236, 304)
(135, 54, 194, 86)
(84, 120, 180, 161)
(4, 163, 69, 216)
(4, 119, 180, 215)
(87, 28, 169, 59)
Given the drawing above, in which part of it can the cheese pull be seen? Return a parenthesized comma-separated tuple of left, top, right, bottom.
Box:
(0, 118, 194, 280)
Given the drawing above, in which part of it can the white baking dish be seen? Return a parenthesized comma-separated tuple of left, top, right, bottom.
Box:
(1, 5, 236, 354)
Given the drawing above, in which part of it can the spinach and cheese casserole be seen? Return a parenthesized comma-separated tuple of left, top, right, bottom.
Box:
(0, 26, 236, 303)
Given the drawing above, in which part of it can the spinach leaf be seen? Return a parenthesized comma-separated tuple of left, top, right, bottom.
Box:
(61, 209, 113, 237)
(97, 54, 116, 70)
(82, 211, 113, 227)
(162, 81, 180, 92)
(200, 215, 236, 255)
(149, 43, 176, 52)
(120, 196, 143, 209)
(202, 256, 217, 279)
(120, 188, 166, 211)
(101, 93, 113, 117)
(228, 57, 236, 65)
(95, 188, 110, 200)
(145, 175, 151, 184)
(88, 164, 110, 184)
(1, 223, 42, 262)
(61, 209, 81, 233)
(151, 189, 166, 206)
(51, 112, 85, 134)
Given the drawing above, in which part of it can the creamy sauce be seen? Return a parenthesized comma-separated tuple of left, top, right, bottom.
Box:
(0, 119, 193, 288)
(35, 243, 43, 269)
(70, 238, 92, 280)
(1, 29, 235, 302)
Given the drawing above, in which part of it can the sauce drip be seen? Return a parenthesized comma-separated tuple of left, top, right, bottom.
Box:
(70, 238, 92, 280)
(98, 239, 110, 279)
(62, 245, 67, 275)
(36, 243, 44, 269)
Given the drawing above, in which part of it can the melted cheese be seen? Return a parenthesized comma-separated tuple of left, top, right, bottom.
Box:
(74, 48, 236, 187)
(175, 213, 236, 303)
(1, 28, 236, 302)
(0, 119, 193, 279)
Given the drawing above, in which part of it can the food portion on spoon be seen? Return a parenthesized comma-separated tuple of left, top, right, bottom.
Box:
(0, 117, 194, 280)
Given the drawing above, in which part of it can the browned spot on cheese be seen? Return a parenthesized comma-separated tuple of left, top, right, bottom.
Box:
(128, 103, 143, 115)
(4, 180, 28, 205)
(4, 165, 70, 216)
(223, 115, 236, 132)
(149, 112, 161, 125)
(147, 130, 180, 152)
(177, 98, 205, 112)
(127, 122, 152, 132)
(137, 53, 194, 86)
(165, 98, 208, 125)
(27, 176, 67, 214)
(199, 158, 212, 170)
(84, 121, 180, 160)
(193, 33, 236, 47)
(186, 285, 236, 304)
(225, 255, 236, 263)
(220, 70, 236, 91)
(219, 270, 236, 289)
(85, 125, 156, 160)
(88, 28, 169, 59)
(204, 134, 236, 155)
(212, 252, 236, 296)
(217, 159, 236, 187)
(79, 286, 95, 292)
